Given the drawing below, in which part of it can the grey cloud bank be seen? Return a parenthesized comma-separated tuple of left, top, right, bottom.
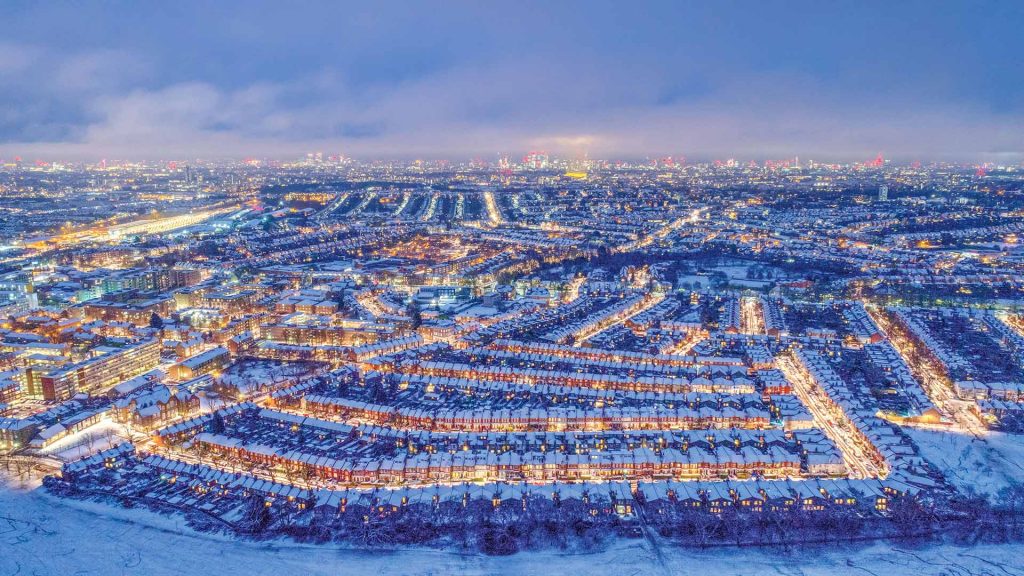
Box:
(0, 1, 1022, 162)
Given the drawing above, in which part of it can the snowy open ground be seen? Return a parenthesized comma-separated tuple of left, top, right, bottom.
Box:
(2, 481, 1024, 576)
(907, 429, 1024, 496)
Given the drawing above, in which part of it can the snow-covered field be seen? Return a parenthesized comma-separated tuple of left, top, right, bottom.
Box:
(908, 429, 1024, 496)
(39, 419, 128, 462)
(2, 481, 1024, 576)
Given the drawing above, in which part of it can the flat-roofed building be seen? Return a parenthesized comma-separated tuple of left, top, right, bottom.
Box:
(40, 338, 160, 401)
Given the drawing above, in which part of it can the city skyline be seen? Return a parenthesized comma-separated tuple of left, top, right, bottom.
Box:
(6, 3, 1024, 574)
(1, 1, 1023, 162)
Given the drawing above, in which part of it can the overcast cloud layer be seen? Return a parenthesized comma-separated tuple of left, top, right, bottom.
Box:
(0, 1, 1022, 162)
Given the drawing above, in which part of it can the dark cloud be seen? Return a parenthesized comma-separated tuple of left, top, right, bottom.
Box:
(0, 1, 1021, 162)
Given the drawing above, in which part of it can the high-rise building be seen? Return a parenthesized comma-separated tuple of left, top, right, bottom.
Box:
(878, 184, 889, 202)
(524, 151, 549, 170)
(40, 338, 160, 401)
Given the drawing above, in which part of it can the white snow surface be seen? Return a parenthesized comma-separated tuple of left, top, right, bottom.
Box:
(2, 480, 1024, 576)
(908, 429, 1024, 497)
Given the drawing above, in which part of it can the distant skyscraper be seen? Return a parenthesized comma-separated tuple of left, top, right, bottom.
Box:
(524, 151, 548, 170)
(878, 184, 888, 202)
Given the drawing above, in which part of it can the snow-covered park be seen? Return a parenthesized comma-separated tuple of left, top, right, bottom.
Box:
(907, 429, 1024, 497)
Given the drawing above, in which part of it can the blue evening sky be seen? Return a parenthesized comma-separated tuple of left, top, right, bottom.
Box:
(0, 1, 1021, 161)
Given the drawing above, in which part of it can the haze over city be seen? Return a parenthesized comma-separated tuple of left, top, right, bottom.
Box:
(1, 1, 1023, 162)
